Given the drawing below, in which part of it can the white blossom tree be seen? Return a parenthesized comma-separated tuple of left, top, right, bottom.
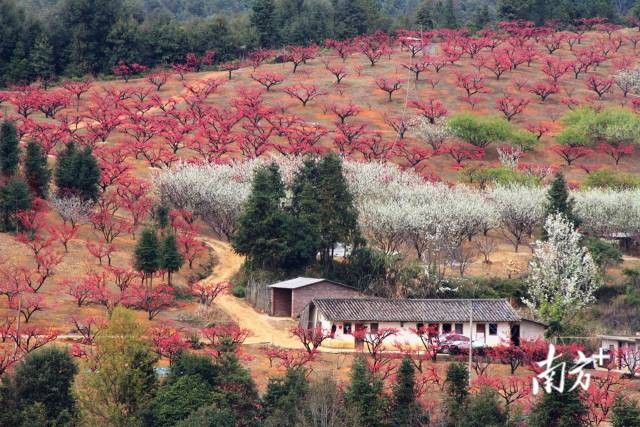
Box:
(412, 117, 450, 151)
(490, 185, 546, 252)
(523, 213, 602, 324)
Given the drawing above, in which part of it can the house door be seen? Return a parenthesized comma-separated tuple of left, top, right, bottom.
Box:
(355, 323, 366, 349)
(510, 324, 520, 346)
(476, 324, 486, 344)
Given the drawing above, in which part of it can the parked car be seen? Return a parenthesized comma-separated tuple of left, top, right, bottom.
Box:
(438, 333, 485, 354)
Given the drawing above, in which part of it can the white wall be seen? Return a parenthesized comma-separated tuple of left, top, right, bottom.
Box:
(317, 314, 516, 347)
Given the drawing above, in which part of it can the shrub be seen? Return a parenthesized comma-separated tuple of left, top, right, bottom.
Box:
(448, 113, 512, 148)
(583, 169, 640, 190)
(231, 285, 246, 298)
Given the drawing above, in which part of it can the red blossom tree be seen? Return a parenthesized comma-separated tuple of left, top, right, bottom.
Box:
(585, 75, 614, 98)
(289, 326, 332, 354)
(597, 143, 634, 165)
(283, 84, 327, 107)
(410, 99, 448, 123)
(326, 102, 360, 123)
(529, 80, 559, 101)
(250, 71, 286, 92)
(190, 281, 230, 306)
(375, 77, 403, 102)
(495, 95, 530, 121)
(146, 70, 170, 91)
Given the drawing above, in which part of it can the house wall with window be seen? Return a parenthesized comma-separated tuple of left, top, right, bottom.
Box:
(314, 315, 515, 347)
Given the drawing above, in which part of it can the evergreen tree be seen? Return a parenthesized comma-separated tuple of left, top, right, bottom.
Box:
(315, 154, 359, 271)
(232, 163, 319, 271)
(344, 357, 386, 427)
(54, 143, 100, 201)
(442, 0, 458, 28)
(24, 141, 51, 198)
(30, 33, 55, 85)
(154, 203, 170, 231)
(334, 0, 370, 39)
(74, 307, 158, 425)
(444, 362, 469, 427)
(0, 347, 78, 426)
(148, 375, 213, 427)
(251, 0, 277, 48)
(392, 357, 429, 426)
(159, 233, 184, 286)
(612, 395, 640, 427)
(461, 388, 507, 427)
(262, 368, 309, 424)
(546, 172, 579, 229)
(0, 177, 32, 231)
(472, 5, 492, 31)
(175, 405, 235, 427)
(528, 374, 588, 427)
(135, 227, 160, 282)
(0, 121, 20, 179)
(415, 1, 435, 29)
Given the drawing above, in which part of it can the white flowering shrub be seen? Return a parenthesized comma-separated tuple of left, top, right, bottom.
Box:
(523, 214, 602, 322)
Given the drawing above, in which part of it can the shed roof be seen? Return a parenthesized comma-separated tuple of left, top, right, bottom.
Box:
(268, 277, 353, 290)
(311, 298, 522, 323)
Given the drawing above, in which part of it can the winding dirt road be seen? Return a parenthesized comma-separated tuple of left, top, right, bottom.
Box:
(202, 239, 301, 348)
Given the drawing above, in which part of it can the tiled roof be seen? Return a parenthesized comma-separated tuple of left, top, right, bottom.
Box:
(268, 277, 353, 290)
(312, 298, 522, 322)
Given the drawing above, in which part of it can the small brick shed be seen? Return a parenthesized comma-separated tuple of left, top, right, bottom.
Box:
(268, 277, 362, 318)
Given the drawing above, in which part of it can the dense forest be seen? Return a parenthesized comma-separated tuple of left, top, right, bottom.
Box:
(0, 0, 638, 86)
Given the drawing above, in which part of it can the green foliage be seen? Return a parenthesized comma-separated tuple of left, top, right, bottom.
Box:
(24, 141, 51, 198)
(559, 107, 640, 148)
(232, 163, 319, 271)
(461, 165, 540, 188)
(0, 177, 32, 231)
(528, 374, 588, 427)
(583, 169, 640, 190)
(174, 405, 236, 427)
(345, 357, 386, 427)
(0, 347, 78, 426)
(251, 0, 277, 47)
(391, 357, 429, 426)
(461, 388, 507, 427)
(455, 276, 528, 301)
(586, 237, 622, 273)
(54, 143, 100, 201)
(148, 375, 214, 427)
(262, 368, 309, 426)
(134, 227, 161, 276)
(330, 246, 387, 292)
(510, 128, 539, 151)
(448, 114, 513, 148)
(0, 121, 20, 178)
(153, 203, 170, 230)
(444, 362, 469, 426)
(292, 154, 359, 271)
(159, 233, 184, 285)
(546, 172, 579, 229)
(612, 395, 640, 427)
(75, 307, 158, 426)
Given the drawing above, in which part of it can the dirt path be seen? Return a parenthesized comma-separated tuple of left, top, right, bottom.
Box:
(202, 239, 301, 348)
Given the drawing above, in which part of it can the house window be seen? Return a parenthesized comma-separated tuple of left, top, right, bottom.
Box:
(455, 323, 463, 334)
(416, 322, 424, 331)
(370, 323, 379, 334)
(344, 323, 352, 335)
(330, 324, 337, 338)
(442, 323, 452, 334)
(428, 323, 439, 337)
(489, 323, 498, 336)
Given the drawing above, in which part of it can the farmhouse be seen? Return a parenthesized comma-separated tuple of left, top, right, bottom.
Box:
(599, 334, 640, 353)
(299, 298, 546, 348)
(268, 277, 362, 318)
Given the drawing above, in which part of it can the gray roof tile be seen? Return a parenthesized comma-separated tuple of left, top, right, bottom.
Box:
(312, 298, 521, 322)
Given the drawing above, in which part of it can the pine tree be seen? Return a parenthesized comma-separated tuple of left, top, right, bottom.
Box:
(251, 0, 277, 48)
(0, 177, 32, 231)
(528, 374, 588, 427)
(416, 1, 435, 29)
(30, 33, 55, 86)
(444, 362, 469, 427)
(461, 388, 507, 427)
(344, 357, 385, 427)
(0, 121, 20, 179)
(472, 5, 492, 31)
(611, 395, 640, 427)
(134, 228, 160, 283)
(442, 0, 458, 28)
(315, 154, 359, 271)
(54, 143, 100, 201)
(334, 0, 369, 39)
(159, 233, 183, 286)
(76, 147, 100, 201)
(24, 141, 51, 198)
(154, 203, 170, 231)
(392, 357, 429, 426)
(546, 172, 579, 229)
(262, 368, 308, 424)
